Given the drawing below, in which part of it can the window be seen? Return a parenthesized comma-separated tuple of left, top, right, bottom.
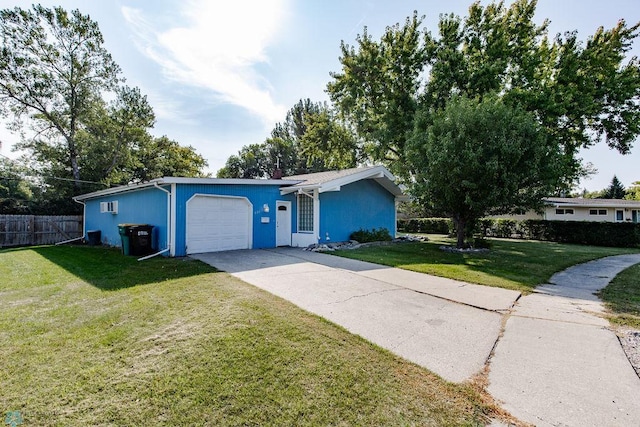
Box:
(298, 194, 314, 232)
(590, 209, 607, 216)
(100, 201, 118, 214)
(555, 208, 574, 215)
(616, 210, 624, 221)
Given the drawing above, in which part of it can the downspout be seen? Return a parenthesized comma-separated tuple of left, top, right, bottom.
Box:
(56, 198, 86, 245)
(137, 182, 172, 261)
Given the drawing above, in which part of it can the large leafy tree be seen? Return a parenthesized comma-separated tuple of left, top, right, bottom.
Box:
(0, 5, 121, 189)
(218, 99, 359, 178)
(625, 181, 640, 201)
(327, 12, 426, 175)
(328, 0, 640, 185)
(0, 5, 207, 213)
(0, 157, 36, 213)
(408, 95, 562, 248)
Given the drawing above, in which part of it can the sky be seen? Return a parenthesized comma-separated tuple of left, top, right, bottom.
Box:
(0, 0, 638, 191)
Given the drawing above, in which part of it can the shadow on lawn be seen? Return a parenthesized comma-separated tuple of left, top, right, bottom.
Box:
(27, 245, 216, 291)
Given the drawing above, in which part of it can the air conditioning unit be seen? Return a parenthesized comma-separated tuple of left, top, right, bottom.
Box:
(100, 201, 118, 214)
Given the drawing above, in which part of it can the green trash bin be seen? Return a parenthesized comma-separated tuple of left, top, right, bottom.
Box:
(118, 224, 132, 255)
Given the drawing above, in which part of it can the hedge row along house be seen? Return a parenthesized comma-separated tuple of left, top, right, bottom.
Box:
(73, 166, 406, 257)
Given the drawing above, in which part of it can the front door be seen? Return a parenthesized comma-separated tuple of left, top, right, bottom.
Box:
(276, 201, 292, 246)
(633, 210, 638, 223)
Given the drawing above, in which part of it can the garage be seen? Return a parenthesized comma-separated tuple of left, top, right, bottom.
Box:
(186, 194, 253, 254)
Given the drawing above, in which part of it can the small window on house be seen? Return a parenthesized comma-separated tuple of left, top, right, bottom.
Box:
(616, 210, 624, 221)
(589, 209, 598, 215)
(278, 205, 287, 211)
(100, 201, 118, 214)
(598, 209, 607, 215)
(555, 208, 573, 215)
(298, 194, 314, 232)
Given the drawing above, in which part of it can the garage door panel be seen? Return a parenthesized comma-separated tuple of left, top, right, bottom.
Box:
(186, 195, 252, 254)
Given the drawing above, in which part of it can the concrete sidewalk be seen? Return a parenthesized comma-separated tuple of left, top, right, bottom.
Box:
(192, 247, 520, 383)
(193, 248, 640, 425)
(488, 254, 640, 426)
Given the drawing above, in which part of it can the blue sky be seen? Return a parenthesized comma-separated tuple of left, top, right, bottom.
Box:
(0, 0, 638, 191)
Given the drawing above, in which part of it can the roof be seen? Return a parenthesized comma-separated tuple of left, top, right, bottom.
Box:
(280, 165, 406, 198)
(545, 197, 640, 208)
(72, 165, 406, 201)
(74, 177, 301, 201)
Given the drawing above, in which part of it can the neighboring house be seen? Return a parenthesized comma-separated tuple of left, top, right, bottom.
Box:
(73, 165, 405, 257)
(497, 197, 640, 223)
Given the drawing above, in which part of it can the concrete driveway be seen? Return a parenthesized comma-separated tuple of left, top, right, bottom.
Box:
(193, 248, 640, 425)
(192, 247, 520, 383)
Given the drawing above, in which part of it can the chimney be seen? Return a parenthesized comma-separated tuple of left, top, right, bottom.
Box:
(272, 156, 282, 179)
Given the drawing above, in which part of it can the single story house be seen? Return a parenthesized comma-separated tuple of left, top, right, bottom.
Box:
(496, 197, 640, 223)
(73, 165, 406, 257)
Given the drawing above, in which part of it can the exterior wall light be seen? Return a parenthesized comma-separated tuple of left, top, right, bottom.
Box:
(263, 204, 270, 213)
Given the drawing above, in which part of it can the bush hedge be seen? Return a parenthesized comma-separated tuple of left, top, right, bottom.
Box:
(397, 218, 452, 234)
(398, 217, 640, 248)
(350, 227, 393, 243)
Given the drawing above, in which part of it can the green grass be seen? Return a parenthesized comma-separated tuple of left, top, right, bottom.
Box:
(334, 235, 640, 293)
(0, 245, 495, 426)
(599, 263, 640, 329)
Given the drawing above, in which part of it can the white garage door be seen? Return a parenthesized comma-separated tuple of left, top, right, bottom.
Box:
(186, 195, 252, 254)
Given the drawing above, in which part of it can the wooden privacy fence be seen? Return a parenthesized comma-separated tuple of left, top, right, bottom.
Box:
(0, 215, 83, 248)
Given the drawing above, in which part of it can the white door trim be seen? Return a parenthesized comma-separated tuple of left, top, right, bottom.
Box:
(276, 200, 292, 246)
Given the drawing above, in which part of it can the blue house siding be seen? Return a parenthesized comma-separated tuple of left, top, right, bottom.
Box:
(174, 184, 286, 256)
(84, 186, 169, 250)
(319, 180, 395, 243)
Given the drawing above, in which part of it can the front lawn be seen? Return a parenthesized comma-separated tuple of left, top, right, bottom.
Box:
(0, 245, 496, 426)
(599, 263, 640, 329)
(334, 235, 640, 293)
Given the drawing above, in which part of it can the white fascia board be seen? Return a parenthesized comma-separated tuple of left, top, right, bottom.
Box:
(73, 181, 162, 201)
(319, 186, 341, 193)
(280, 184, 321, 195)
(161, 177, 301, 186)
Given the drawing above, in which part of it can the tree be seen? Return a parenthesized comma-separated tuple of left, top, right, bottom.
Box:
(218, 99, 359, 178)
(0, 5, 208, 213)
(328, 0, 640, 186)
(327, 12, 426, 175)
(0, 5, 121, 189)
(0, 157, 36, 213)
(625, 181, 640, 200)
(407, 95, 562, 248)
(602, 175, 626, 199)
(131, 136, 208, 182)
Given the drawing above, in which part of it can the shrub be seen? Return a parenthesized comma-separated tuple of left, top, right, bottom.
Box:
(397, 218, 452, 234)
(349, 228, 392, 243)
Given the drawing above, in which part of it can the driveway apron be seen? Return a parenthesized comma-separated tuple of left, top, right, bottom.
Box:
(192, 247, 520, 383)
(488, 254, 640, 427)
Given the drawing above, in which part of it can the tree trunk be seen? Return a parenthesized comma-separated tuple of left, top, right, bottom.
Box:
(455, 217, 466, 249)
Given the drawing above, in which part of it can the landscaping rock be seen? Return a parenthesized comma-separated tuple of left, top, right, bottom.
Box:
(619, 328, 640, 378)
(304, 234, 428, 252)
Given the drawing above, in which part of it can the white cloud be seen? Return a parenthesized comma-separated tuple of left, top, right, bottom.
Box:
(122, 0, 289, 127)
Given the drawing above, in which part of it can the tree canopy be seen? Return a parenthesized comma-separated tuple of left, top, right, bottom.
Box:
(218, 99, 359, 178)
(0, 5, 207, 213)
(328, 0, 640, 185)
(408, 95, 562, 247)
